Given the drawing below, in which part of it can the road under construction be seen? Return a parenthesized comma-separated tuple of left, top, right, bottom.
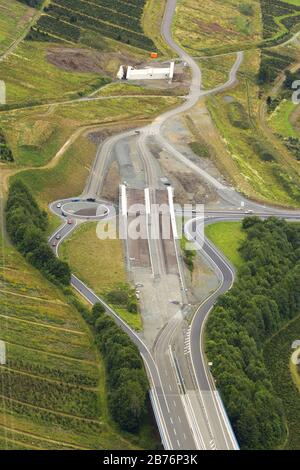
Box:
(48, 0, 300, 452)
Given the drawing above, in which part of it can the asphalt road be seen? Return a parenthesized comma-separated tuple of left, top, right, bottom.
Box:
(185, 210, 300, 397)
(46, 0, 300, 452)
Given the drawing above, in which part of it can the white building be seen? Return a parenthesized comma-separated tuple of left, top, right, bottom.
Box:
(117, 62, 175, 81)
(117, 65, 125, 80)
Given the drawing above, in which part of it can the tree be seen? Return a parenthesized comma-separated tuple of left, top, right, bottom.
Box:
(109, 380, 146, 432)
(92, 303, 105, 323)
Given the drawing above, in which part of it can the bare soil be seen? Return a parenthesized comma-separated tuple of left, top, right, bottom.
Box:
(101, 161, 120, 203)
(46, 47, 141, 77)
(193, 19, 238, 37)
(149, 141, 217, 205)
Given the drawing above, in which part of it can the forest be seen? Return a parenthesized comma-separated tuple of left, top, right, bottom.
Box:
(6, 180, 71, 285)
(206, 217, 300, 449)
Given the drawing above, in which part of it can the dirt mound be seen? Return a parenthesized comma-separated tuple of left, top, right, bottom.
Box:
(46, 47, 106, 73)
(46, 47, 141, 76)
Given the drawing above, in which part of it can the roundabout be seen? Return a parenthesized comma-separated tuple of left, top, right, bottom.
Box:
(61, 200, 110, 220)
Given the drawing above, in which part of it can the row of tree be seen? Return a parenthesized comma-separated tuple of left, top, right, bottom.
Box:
(6, 180, 70, 285)
(91, 303, 148, 432)
(206, 217, 300, 449)
(0, 129, 14, 162)
(18, 0, 43, 7)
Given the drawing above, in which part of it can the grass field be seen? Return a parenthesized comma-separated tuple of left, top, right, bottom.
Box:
(0, 0, 34, 55)
(173, 0, 262, 55)
(0, 40, 110, 105)
(207, 48, 300, 207)
(143, 0, 174, 56)
(12, 132, 97, 211)
(198, 53, 239, 89)
(205, 221, 245, 269)
(95, 82, 184, 97)
(0, 234, 153, 449)
(268, 99, 298, 138)
(60, 222, 142, 331)
(264, 313, 300, 450)
(173, 0, 300, 55)
(0, 95, 180, 167)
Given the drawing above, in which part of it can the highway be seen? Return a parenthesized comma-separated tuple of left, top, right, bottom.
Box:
(46, 0, 300, 452)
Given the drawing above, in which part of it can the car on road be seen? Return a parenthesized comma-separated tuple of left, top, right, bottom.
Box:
(56, 202, 62, 208)
(55, 234, 61, 240)
(245, 210, 254, 214)
(67, 218, 73, 225)
(72, 198, 80, 202)
(52, 241, 57, 247)
(134, 130, 140, 135)
(86, 198, 96, 202)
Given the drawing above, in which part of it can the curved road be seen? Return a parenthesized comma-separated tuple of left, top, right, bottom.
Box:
(47, 0, 300, 451)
